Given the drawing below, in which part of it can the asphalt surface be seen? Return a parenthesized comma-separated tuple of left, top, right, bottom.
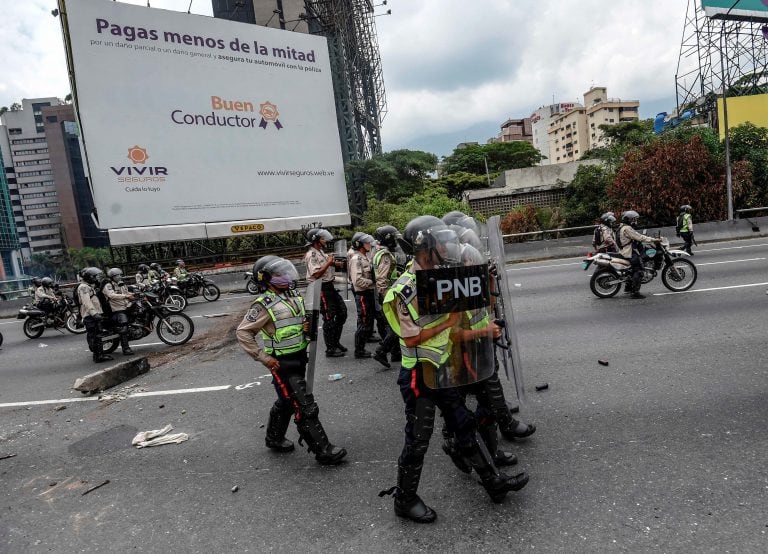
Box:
(1, 238, 767, 553)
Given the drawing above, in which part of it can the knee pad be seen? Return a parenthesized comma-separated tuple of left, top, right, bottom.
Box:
(297, 400, 319, 420)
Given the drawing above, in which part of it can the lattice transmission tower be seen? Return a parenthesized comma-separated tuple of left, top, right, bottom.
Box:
(675, 0, 768, 127)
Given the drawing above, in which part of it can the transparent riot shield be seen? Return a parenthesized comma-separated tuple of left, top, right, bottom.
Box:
(303, 279, 322, 394)
(485, 215, 526, 403)
(333, 239, 349, 299)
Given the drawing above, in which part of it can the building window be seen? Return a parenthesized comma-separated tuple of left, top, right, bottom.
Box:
(8, 128, 22, 135)
(609, 119, 614, 123)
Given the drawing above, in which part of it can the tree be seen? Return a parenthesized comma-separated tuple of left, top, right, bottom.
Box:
(441, 141, 543, 176)
(582, 119, 654, 170)
(432, 171, 494, 200)
(9, 102, 21, 112)
(27, 253, 56, 276)
(500, 205, 539, 241)
(607, 134, 753, 224)
(560, 164, 613, 226)
(64, 93, 73, 103)
(348, 149, 438, 203)
(728, 122, 768, 205)
(363, 184, 470, 232)
(0, 107, 7, 117)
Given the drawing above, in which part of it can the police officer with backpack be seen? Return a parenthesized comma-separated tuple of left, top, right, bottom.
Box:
(77, 267, 112, 363)
(617, 211, 661, 299)
(592, 212, 618, 253)
(676, 205, 694, 255)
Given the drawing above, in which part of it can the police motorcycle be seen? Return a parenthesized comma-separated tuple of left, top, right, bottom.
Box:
(17, 281, 86, 339)
(92, 286, 195, 354)
(582, 234, 697, 298)
(244, 270, 259, 295)
(176, 272, 220, 302)
(150, 276, 188, 312)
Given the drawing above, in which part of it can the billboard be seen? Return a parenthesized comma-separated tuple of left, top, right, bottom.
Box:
(717, 93, 768, 139)
(701, 0, 768, 21)
(59, 0, 350, 244)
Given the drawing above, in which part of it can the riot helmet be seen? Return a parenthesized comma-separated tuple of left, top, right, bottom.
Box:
(41, 277, 54, 288)
(150, 263, 162, 272)
(306, 228, 333, 246)
(138, 264, 149, 274)
(252, 255, 281, 290)
(374, 225, 400, 249)
(258, 257, 299, 290)
(600, 212, 617, 226)
(107, 268, 124, 284)
(176, 259, 185, 267)
(351, 233, 375, 251)
(400, 215, 461, 267)
(443, 211, 480, 235)
(81, 267, 104, 285)
(31, 277, 42, 287)
(621, 210, 640, 227)
(460, 243, 485, 265)
(680, 204, 692, 213)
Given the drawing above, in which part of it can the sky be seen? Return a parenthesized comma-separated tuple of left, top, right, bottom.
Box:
(0, 0, 689, 157)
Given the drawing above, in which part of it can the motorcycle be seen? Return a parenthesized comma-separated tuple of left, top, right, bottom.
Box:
(17, 290, 86, 338)
(149, 278, 188, 312)
(244, 271, 259, 295)
(93, 290, 195, 354)
(582, 236, 697, 298)
(177, 272, 220, 302)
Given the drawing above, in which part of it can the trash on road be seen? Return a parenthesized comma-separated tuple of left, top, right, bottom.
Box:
(328, 374, 344, 381)
(54, 405, 67, 412)
(535, 383, 549, 391)
(598, 359, 609, 366)
(203, 313, 230, 318)
(514, 283, 522, 287)
(38, 343, 48, 348)
(0, 454, 18, 461)
(82, 479, 110, 496)
(132, 424, 189, 448)
(231, 485, 239, 493)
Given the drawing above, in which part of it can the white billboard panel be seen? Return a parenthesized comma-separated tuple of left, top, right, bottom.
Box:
(60, 0, 349, 234)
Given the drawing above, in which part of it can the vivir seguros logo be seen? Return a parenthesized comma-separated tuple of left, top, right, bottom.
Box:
(110, 146, 168, 184)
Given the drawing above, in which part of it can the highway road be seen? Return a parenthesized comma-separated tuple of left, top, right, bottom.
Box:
(1, 237, 767, 552)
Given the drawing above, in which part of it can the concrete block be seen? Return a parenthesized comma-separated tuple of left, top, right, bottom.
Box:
(73, 357, 150, 395)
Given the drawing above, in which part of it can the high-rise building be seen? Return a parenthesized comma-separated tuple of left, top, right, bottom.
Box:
(0, 98, 66, 260)
(43, 105, 108, 248)
(0, 149, 22, 280)
(547, 87, 639, 164)
(530, 102, 580, 165)
(497, 118, 534, 144)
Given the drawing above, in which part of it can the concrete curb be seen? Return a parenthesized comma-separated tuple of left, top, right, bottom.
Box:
(72, 357, 150, 395)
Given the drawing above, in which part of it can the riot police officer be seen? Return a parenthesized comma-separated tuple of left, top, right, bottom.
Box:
(349, 233, 376, 359)
(379, 215, 528, 524)
(236, 256, 347, 465)
(34, 277, 59, 316)
(372, 225, 402, 368)
(77, 267, 112, 363)
(103, 268, 135, 356)
(135, 264, 151, 291)
(303, 228, 348, 357)
(618, 210, 661, 299)
(173, 259, 189, 282)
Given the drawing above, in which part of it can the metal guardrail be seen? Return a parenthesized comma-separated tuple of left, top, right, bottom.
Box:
(735, 207, 768, 216)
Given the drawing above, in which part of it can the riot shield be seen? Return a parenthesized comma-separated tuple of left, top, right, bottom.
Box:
(333, 239, 349, 299)
(303, 279, 322, 394)
(485, 215, 526, 403)
(411, 223, 496, 389)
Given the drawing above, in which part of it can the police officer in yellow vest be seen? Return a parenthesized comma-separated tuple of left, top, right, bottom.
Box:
(371, 225, 402, 369)
(677, 205, 694, 255)
(236, 256, 347, 465)
(379, 215, 528, 524)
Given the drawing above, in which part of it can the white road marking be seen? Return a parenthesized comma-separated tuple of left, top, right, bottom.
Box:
(653, 281, 768, 296)
(0, 384, 234, 409)
(697, 257, 766, 266)
(0, 320, 21, 326)
(697, 242, 768, 253)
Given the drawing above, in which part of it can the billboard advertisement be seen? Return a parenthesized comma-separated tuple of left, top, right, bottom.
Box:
(59, 0, 350, 242)
(701, 0, 768, 21)
(717, 93, 768, 139)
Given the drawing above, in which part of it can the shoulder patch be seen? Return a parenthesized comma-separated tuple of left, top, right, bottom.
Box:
(245, 304, 263, 322)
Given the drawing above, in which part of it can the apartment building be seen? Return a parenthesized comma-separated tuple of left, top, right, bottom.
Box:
(497, 118, 533, 144)
(0, 98, 66, 261)
(0, 153, 22, 280)
(548, 87, 639, 164)
(530, 102, 580, 165)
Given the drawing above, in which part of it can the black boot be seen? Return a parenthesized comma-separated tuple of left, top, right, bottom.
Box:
(296, 417, 347, 465)
(92, 337, 113, 363)
(441, 427, 471, 474)
(479, 423, 518, 467)
(265, 404, 294, 453)
(390, 463, 437, 523)
(462, 435, 528, 503)
(373, 349, 391, 369)
(120, 335, 134, 356)
(499, 417, 536, 441)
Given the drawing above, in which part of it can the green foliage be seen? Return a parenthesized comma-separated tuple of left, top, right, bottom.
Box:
(348, 149, 438, 203)
(560, 165, 613, 226)
(607, 134, 753, 224)
(27, 253, 56, 277)
(431, 171, 495, 200)
(441, 141, 543, 175)
(660, 125, 722, 159)
(67, 246, 112, 270)
(363, 185, 469, 232)
(581, 120, 654, 170)
(728, 122, 768, 205)
(500, 205, 539, 241)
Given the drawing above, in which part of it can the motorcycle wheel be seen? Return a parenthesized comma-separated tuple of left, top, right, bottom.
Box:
(589, 269, 622, 298)
(0, 331, 3, 348)
(66, 314, 87, 334)
(23, 317, 46, 339)
(164, 294, 187, 313)
(246, 280, 259, 295)
(661, 259, 697, 292)
(103, 338, 120, 354)
(202, 284, 220, 302)
(156, 313, 195, 346)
